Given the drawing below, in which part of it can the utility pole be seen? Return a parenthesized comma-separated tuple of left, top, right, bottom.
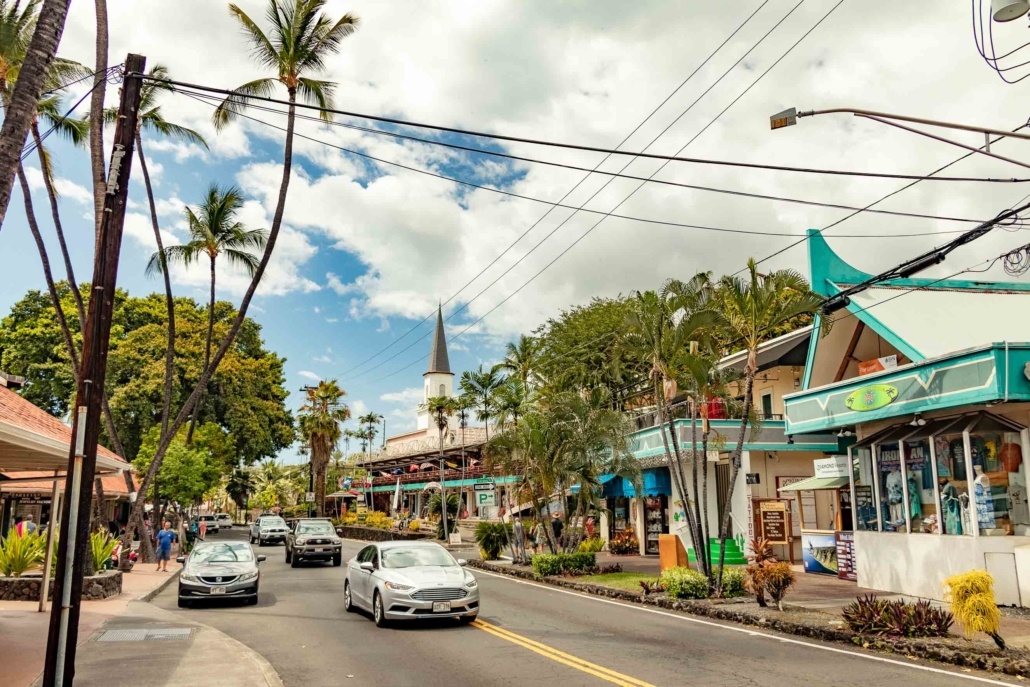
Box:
(43, 54, 145, 687)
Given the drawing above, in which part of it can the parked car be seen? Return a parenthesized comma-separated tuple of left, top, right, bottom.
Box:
(286, 519, 342, 567)
(250, 515, 288, 546)
(215, 513, 233, 529)
(344, 541, 479, 627)
(177, 541, 265, 608)
(197, 514, 219, 534)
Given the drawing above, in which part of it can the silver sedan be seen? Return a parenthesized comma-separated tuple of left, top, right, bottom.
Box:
(177, 541, 265, 608)
(344, 541, 480, 627)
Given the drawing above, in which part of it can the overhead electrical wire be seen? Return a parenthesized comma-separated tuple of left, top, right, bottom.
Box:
(19, 69, 116, 162)
(364, 0, 850, 385)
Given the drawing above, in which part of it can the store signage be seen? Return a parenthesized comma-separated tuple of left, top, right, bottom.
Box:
(356, 503, 368, 523)
(835, 531, 857, 581)
(476, 490, 496, 508)
(473, 480, 495, 491)
(745, 473, 760, 485)
(813, 456, 849, 479)
(305, 492, 315, 503)
(759, 500, 789, 545)
(857, 355, 898, 377)
(844, 384, 899, 412)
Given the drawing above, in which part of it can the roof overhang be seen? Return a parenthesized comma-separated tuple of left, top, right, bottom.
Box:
(0, 421, 125, 473)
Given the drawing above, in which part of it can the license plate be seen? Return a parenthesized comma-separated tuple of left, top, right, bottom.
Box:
(432, 601, 450, 613)
(210, 587, 226, 595)
(314, 548, 324, 552)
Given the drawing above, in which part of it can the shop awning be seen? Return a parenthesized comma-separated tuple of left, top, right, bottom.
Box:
(602, 469, 671, 499)
(570, 473, 619, 494)
(778, 475, 849, 491)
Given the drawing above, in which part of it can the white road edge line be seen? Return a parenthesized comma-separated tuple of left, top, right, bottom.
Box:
(473, 569, 1014, 686)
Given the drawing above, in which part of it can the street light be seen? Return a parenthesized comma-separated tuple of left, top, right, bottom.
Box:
(770, 106, 1030, 171)
(993, 0, 1030, 22)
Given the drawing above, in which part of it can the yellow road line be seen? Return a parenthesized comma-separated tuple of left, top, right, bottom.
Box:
(471, 619, 656, 687)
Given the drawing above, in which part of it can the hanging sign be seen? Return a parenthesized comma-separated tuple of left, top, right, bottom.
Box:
(844, 384, 898, 412)
(813, 456, 849, 479)
(759, 500, 789, 545)
(857, 355, 898, 377)
(836, 531, 857, 581)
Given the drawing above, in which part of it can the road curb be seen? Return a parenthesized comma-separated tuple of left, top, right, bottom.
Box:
(137, 569, 181, 603)
(469, 560, 1030, 679)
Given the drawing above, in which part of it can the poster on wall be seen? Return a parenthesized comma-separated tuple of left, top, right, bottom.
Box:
(835, 531, 856, 581)
(802, 532, 838, 575)
(759, 500, 789, 545)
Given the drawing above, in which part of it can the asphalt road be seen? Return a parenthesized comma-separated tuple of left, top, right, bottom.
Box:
(153, 528, 1020, 687)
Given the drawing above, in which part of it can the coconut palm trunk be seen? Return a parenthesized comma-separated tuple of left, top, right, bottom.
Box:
(88, 0, 107, 239)
(186, 253, 216, 444)
(714, 371, 754, 595)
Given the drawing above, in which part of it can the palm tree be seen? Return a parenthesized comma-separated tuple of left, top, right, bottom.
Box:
(225, 467, 255, 522)
(357, 411, 383, 459)
(460, 364, 506, 443)
(147, 184, 267, 442)
(502, 335, 540, 388)
(711, 258, 825, 593)
(106, 64, 208, 438)
(422, 395, 457, 540)
(298, 379, 351, 517)
(494, 378, 530, 429)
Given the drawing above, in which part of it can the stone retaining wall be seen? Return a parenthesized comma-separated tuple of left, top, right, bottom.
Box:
(336, 526, 430, 542)
(0, 570, 122, 601)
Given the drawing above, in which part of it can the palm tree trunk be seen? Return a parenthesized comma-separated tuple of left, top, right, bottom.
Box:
(314, 443, 327, 518)
(714, 370, 755, 596)
(187, 255, 216, 444)
(661, 382, 703, 570)
(439, 423, 448, 541)
(136, 133, 176, 439)
(0, 0, 72, 231)
(701, 423, 712, 578)
(89, 0, 108, 240)
(690, 401, 710, 579)
(32, 122, 84, 329)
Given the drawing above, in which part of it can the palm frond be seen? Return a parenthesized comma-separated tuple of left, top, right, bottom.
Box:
(229, 3, 281, 73)
(212, 77, 276, 130)
(296, 77, 335, 120)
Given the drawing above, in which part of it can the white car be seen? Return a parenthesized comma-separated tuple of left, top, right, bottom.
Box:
(197, 514, 219, 534)
(344, 541, 480, 627)
(250, 515, 288, 546)
(215, 513, 233, 529)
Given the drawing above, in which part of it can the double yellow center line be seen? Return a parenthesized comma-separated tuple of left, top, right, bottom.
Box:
(471, 619, 656, 687)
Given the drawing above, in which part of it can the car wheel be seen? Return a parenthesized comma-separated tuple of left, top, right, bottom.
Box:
(344, 582, 354, 613)
(373, 591, 388, 627)
(258, 538, 265, 547)
(177, 598, 190, 609)
(332, 553, 342, 567)
(460, 614, 478, 624)
(285, 548, 292, 564)
(291, 555, 300, 568)
(246, 595, 258, 606)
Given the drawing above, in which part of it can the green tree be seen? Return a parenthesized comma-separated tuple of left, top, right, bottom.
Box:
(357, 411, 383, 458)
(147, 184, 267, 442)
(133, 423, 231, 506)
(494, 378, 530, 429)
(298, 379, 350, 517)
(459, 364, 505, 444)
(225, 467, 255, 520)
(501, 335, 540, 388)
(422, 395, 457, 539)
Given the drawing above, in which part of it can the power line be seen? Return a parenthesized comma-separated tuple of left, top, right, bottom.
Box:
(20, 69, 114, 161)
(143, 76, 1029, 184)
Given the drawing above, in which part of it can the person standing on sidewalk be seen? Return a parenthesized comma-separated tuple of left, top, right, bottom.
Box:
(155, 521, 177, 572)
(551, 513, 564, 550)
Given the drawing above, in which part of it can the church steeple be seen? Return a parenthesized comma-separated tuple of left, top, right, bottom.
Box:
(426, 304, 451, 375)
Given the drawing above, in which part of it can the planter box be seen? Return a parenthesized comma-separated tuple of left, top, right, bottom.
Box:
(0, 570, 122, 601)
(336, 525, 430, 542)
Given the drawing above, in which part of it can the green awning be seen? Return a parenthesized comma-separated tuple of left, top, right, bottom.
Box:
(778, 475, 849, 491)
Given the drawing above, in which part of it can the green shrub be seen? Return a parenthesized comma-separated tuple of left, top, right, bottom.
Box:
(608, 532, 639, 555)
(89, 531, 118, 575)
(843, 595, 953, 638)
(0, 528, 45, 577)
(720, 567, 747, 598)
(578, 536, 605, 553)
(660, 566, 710, 600)
(764, 562, 796, 610)
(475, 521, 512, 560)
(532, 552, 596, 577)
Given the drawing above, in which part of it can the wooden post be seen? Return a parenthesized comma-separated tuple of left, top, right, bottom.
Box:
(43, 54, 145, 687)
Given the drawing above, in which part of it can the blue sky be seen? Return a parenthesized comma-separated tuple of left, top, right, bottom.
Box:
(3, 0, 1030, 464)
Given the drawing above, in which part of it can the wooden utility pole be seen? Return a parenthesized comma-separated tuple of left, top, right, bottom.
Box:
(43, 54, 145, 687)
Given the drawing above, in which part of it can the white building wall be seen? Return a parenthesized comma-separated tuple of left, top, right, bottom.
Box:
(669, 453, 748, 556)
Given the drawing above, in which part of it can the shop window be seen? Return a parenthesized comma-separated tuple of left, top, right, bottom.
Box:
(963, 416, 1024, 536)
(852, 446, 877, 531)
(933, 430, 971, 535)
(877, 442, 907, 532)
(903, 438, 934, 533)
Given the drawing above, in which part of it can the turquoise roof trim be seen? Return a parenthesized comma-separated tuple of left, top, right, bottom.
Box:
(801, 312, 821, 391)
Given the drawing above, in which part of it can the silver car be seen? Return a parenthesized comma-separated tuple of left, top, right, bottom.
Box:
(177, 541, 265, 608)
(344, 541, 479, 627)
(250, 515, 288, 546)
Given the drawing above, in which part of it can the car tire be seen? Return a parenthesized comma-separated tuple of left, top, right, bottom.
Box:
(246, 596, 258, 606)
(177, 598, 190, 609)
(291, 555, 299, 568)
(344, 582, 354, 613)
(249, 534, 255, 544)
(373, 591, 388, 627)
(258, 538, 265, 547)
(460, 614, 478, 624)
(285, 548, 292, 564)
(332, 554, 342, 567)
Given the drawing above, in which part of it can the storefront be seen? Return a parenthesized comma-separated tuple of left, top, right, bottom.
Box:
(779, 456, 855, 579)
(600, 468, 672, 555)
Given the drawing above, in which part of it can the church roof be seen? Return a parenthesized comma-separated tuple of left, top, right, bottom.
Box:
(426, 305, 452, 375)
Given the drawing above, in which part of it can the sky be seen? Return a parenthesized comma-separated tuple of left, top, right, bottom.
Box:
(2, 0, 1030, 464)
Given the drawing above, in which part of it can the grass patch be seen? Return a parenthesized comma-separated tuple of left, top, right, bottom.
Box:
(577, 572, 657, 592)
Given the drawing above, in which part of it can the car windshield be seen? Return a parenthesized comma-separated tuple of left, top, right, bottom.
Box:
(192, 543, 253, 564)
(381, 546, 455, 569)
(297, 522, 334, 535)
(260, 518, 285, 527)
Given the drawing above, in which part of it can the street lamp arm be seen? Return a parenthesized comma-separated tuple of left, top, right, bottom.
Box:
(797, 107, 1030, 142)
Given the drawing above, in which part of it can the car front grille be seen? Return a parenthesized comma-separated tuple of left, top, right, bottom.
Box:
(303, 538, 334, 545)
(410, 587, 468, 601)
(199, 575, 239, 585)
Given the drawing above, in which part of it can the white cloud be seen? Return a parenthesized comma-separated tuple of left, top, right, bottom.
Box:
(313, 354, 333, 364)
(23, 167, 92, 204)
(298, 370, 321, 382)
(380, 386, 423, 406)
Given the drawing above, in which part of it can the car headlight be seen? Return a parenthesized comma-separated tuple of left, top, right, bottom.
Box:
(295, 537, 307, 545)
(465, 577, 478, 589)
(239, 571, 259, 582)
(384, 581, 413, 591)
(180, 572, 199, 582)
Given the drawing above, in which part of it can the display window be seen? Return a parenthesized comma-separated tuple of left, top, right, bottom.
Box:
(961, 413, 1026, 536)
(851, 445, 877, 532)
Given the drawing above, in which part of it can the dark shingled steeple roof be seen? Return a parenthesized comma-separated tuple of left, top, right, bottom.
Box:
(426, 305, 451, 375)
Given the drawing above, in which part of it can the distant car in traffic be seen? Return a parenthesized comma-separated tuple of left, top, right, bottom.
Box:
(177, 540, 265, 608)
(197, 514, 219, 534)
(215, 513, 233, 529)
(344, 541, 479, 627)
(250, 515, 288, 546)
(286, 518, 342, 567)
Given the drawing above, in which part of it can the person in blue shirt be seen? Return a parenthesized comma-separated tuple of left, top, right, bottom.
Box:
(155, 521, 177, 572)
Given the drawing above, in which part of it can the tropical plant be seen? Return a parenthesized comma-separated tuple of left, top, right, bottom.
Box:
(0, 527, 45, 577)
(225, 468, 255, 515)
(147, 184, 268, 442)
(494, 378, 530, 429)
(422, 395, 457, 538)
(763, 562, 796, 611)
(720, 567, 747, 598)
(356, 412, 383, 458)
(501, 335, 540, 388)
(608, 531, 639, 555)
(408, 519, 420, 532)
(842, 595, 953, 638)
(639, 578, 666, 596)
(459, 363, 506, 443)
(474, 521, 512, 560)
(743, 537, 776, 607)
(531, 552, 596, 577)
(89, 530, 118, 575)
(578, 536, 605, 553)
(298, 379, 351, 517)
(660, 567, 710, 600)
(944, 570, 1006, 649)
(427, 492, 459, 539)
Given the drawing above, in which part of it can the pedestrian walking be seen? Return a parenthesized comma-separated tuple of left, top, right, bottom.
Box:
(513, 517, 525, 557)
(155, 521, 177, 572)
(551, 513, 564, 549)
(534, 519, 545, 553)
(15, 514, 37, 536)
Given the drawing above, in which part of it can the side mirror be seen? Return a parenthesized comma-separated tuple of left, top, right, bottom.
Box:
(359, 561, 375, 572)
(257, 555, 267, 563)
(457, 558, 467, 567)
(175, 556, 185, 564)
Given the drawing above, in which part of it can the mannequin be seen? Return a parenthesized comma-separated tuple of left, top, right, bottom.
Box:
(885, 468, 905, 527)
(941, 480, 962, 535)
(974, 465, 995, 530)
(907, 473, 922, 519)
